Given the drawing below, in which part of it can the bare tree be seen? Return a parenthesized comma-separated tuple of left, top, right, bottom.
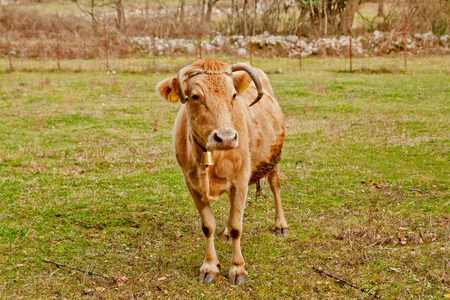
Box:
(72, 0, 99, 31)
(205, 0, 220, 23)
(113, 0, 126, 31)
(158, 0, 167, 9)
(72, 0, 127, 31)
(339, 0, 358, 34)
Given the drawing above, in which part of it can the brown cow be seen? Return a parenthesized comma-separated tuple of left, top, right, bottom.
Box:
(156, 59, 289, 285)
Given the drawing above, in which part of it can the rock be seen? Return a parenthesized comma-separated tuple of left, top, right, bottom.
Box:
(211, 35, 226, 47)
(236, 48, 248, 57)
(203, 43, 213, 52)
(416, 31, 438, 42)
(286, 35, 298, 43)
(440, 35, 450, 47)
(296, 40, 308, 49)
(167, 39, 177, 51)
(156, 44, 165, 55)
(374, 30, 384, 39)
(266, 35, 278, 46)
(423, 31, 437, 42)
(302, 44, 312, 56)
(185, 44, 196, 54)
(406, 42, 416, 50)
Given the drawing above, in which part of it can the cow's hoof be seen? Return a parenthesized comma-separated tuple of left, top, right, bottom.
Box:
(222, 232, 232, 244)
(198, 263, 220, 284)
(274, 227, 290, 237)
(229, 266, 248, 286)
(229, 273, 247, 286)
(198, 271, 219, 284)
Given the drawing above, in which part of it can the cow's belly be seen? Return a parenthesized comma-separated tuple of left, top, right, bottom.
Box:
(249, 139, 283, 185)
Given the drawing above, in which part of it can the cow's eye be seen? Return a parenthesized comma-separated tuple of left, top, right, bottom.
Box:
(232, 93, 237, 99)
(192, 95, 199, 100)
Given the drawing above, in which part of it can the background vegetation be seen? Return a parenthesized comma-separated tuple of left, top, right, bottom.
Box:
(0, 0, 449, 60)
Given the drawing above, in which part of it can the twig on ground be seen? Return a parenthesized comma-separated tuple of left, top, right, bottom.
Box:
(43, 259, 112, 279)
(312, 266, 377, 297)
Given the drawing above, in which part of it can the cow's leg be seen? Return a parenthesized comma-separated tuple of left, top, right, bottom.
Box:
(227, 185, 248, 285)
(188, 187, 220, 283)
(267, 167, 289, 237)
(222, 228, 232, 244)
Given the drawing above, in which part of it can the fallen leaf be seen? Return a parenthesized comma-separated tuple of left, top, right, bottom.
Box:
(95, 287, 105, 292)
(371, 183, 382, 189)
(84, 288, 94, 295)
(116, 275, 130, 286)
(389, 267, 401, 273)
(398, 233, 407, 245)
(444, 294, 450, 298)
(158, 276, 167, 281)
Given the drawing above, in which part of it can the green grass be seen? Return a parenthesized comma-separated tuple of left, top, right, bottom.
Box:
(0, 56, 449, 299)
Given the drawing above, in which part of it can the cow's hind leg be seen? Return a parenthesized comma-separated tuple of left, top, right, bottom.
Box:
(267, 167, 289, 237)
(188, 187, 220, 283)
(221, 228, 232, 244)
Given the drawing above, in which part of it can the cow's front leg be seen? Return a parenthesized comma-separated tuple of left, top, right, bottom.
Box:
(188, 187, 220, 284)
(227, 184, 248, 285)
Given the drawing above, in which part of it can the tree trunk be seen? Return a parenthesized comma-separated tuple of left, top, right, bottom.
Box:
(180, 0, 185, 24)
(115, 0, 125, 31)
(231, 0, 235, 34)
(377, 1, 384, 17)
(205, 0, 219, 23)
(243, 0, 248, 37)
(90, 0, 97, 32)
(339, 0, 357, 34)
(324, 0, 327, 36)
(253, 0, 258, 36)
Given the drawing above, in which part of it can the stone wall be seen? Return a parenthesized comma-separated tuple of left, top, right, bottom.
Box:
(132, 31, 450, 58)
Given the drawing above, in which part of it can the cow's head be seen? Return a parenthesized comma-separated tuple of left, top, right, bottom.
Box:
(156, 59, 264, 151)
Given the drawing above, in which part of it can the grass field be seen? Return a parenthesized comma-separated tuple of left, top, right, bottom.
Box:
(0, 56, 449, 299)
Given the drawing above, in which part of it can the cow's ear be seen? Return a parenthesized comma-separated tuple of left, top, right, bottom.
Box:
(156, 77, 180, 102)
(233, 72, 252, 94)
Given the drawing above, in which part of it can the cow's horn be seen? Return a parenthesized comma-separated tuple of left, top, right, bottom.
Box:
(231, 63, 265, 107)
(177, 67, 189, 104)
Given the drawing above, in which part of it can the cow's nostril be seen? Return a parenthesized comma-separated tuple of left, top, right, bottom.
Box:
(213, 133, 223, 143)
(232, 133, 238, 142)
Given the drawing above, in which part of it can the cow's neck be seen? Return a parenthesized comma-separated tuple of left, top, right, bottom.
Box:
(192, 132, 207, 152)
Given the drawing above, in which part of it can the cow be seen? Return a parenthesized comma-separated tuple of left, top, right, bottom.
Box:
(156, 59, 289, 285)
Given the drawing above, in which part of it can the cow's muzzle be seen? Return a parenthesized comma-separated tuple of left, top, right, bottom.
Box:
(206, 128, 239, 150)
